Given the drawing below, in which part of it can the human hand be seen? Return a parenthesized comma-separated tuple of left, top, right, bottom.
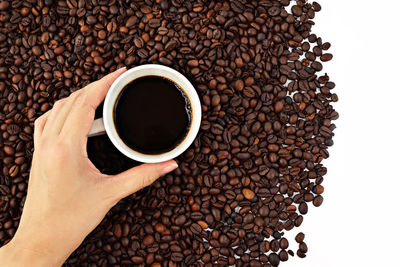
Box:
(0, 67, 178, 266)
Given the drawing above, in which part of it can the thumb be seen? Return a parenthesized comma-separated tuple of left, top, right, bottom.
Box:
(108, 160, 178, 200)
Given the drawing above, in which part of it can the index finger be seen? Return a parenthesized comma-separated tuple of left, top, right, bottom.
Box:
(61, 67, 126, 142)
(82, 67, 127, 111)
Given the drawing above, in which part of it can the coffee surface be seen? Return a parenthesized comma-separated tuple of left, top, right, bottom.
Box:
(114, 75, 190, 154)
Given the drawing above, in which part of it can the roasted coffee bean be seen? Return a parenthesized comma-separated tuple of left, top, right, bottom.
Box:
(295, 232, 305, 243)
(93, 56, 104, 66)
(276, 250, 287, 262)
(171, 252, 184, 262)
(313, 185, 325, 194)
(9, 165, 19, 177)
(279, 238, 289, 250)
(175, 215, 186, 226)
(0, 1, 10, 10)
(143, 235, 154, 246)
(131, 256, 144, 264)
(259, 206, 269, 217)
(320, 53, 333, 62)
(269, 253, 280, 266)
(299, 202, 308, 214)
(190, 223, 202, 235)
(3, 145, 15, 155)
(299, 242, 308, 253)
(197, 220, 208, 229)
(273, 231, 282, 240)
(292, 5, 303, 16)
(0, 1, 336, 265)
(313, 195, 324, 207)
(297, 249, 307, 258)
(242, 188, 255, 200)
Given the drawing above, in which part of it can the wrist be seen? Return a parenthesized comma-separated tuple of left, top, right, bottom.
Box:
(0, 236, 64, 267)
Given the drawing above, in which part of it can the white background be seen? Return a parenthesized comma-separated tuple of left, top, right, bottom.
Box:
(284, 1, 400, 266)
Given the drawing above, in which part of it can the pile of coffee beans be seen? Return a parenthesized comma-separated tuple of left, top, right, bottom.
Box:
(0, 0, 338, 266)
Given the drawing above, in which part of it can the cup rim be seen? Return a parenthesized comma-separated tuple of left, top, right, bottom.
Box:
(103, 64, 201, 163)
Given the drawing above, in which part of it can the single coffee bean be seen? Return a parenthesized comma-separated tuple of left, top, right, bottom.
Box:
(3, 146, 15, 155)
(259, 206, 269, 217)
(269, 253, 280, 266)
(273, 231, 281, 240)
(313, 195, 324, 207)
(280, 238, 289, 249)
(131, 256, 144, 264)
(143, 235, 154, 246)
(190, 223, 202, 234)
(197, 220, 208, 229)
(299, 242, 308, 253)
(9, 165, 19, 177)
(242, 188, 255, 200)
(313, 185, 325, 194)
(320, 53, 333, 62)
(299, 202, 308, 214)
(171, 252, 184, 262)
(297, 250, 307, 258)
(0, 1, 10, 10)
(175, 215, 186, 226)
(279, 250, 289, 261)
(295, 232, 305, 243)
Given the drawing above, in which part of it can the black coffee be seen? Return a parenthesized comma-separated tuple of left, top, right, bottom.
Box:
(113, 75, 191, 155)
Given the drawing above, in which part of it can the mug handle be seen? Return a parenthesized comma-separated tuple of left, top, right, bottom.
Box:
(88, 118, 106, 137)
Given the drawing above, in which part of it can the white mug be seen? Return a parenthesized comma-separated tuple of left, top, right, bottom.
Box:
(88, 64, 201, 163)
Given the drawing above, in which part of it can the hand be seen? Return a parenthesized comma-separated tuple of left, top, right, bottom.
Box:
(0, 68, 178, 266)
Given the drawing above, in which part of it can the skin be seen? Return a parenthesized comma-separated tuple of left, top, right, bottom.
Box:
(0, 67, 178, 266)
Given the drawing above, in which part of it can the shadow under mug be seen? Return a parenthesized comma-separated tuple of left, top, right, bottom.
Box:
(88, 64, 202, 163)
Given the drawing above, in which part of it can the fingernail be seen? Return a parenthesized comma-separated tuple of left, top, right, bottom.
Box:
(160, 161, 178, 176)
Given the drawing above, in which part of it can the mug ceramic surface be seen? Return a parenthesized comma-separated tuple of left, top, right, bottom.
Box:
(89, 64, 202, 163)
